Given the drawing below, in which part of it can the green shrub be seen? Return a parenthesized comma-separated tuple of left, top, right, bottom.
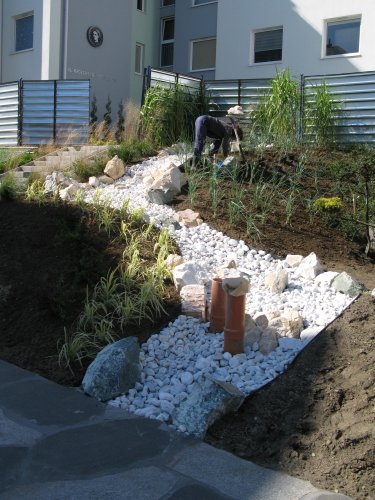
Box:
(313, 197, 343, 212)
(108, 139, 155, 164)
(0, 151, 34, 173)
(0, 174, 19, 201)
(140, 82, 209, 147)
(73, 157, 105, 182)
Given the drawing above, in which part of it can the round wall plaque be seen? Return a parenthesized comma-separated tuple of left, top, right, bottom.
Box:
(87, 26, 103, 47)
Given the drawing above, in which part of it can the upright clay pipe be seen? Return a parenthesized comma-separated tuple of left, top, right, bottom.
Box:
(209, 277, 226, 332)
(222, 277, 249, 355)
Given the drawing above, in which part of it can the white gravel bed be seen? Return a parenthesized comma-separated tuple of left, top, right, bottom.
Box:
(81, 154, 353, 431)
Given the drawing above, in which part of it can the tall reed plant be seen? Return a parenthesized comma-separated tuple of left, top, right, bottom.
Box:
(251, 69, 300, 149)
(303, 80, 342, 146)
(140, 82, 209, 147)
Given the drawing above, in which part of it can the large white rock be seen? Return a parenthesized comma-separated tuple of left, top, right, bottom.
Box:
(258, 328, 278, 355)
(268, 310, 304, 338)
(174, 209, 202, 228)
(173, 261, 208, 291)
(151, 163, 186, 194)
(244, 314, 262, 347)
(104, 155, 125, 180)
(264, 268, 288, 293)
(165, 254, 184, 269)
(314, 271, 339, 287)
(285, 254, 303, 268)
(294, 252, 324, 280)
(59, 183, 78, 201)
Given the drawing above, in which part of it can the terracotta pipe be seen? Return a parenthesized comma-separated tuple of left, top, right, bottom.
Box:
(209, 277, 226, 333)
(224, 294, 245, 354)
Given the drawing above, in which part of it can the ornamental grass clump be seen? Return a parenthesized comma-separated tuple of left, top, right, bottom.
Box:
(140, 82, 209, 147)
(58, 202, 179, 369)
(304, 80, 342, 146)
(0, 174, 19, 201)
(251, 69, 300, 149)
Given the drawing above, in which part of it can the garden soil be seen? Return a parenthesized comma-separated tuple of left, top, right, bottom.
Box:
(171, 166, 375, 500)
(0, 160, 374, 499)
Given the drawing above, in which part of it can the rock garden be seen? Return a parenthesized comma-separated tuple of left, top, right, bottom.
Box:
(0, 72, 374, 498)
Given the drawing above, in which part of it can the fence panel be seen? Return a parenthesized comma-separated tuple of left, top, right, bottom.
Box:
(22, 81, 55, 145)
(0, 82, 19, 146)
(205, 79, 271, 117)
(304, 71, 375, 143)
(56, 80, 90, 144)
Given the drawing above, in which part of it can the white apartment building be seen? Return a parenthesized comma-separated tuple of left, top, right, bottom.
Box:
(215, 0, 374, 80)
(0, 0, 374, 116)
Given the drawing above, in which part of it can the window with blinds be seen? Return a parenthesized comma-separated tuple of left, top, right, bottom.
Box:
(254, 28, 283, 63)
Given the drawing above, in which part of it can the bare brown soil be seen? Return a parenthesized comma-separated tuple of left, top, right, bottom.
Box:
(0, 200, 180, 386)
(171, 152, 375, 500)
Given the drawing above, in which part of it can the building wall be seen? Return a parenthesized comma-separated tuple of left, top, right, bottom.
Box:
(64, 0, 133, 120)
(0, 0, 44, 81)
(161, 0, 218, 79)
(216, 0, 375, 81)
(130, 0, 159, 106)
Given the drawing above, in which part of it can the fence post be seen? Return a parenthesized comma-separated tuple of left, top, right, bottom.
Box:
(141, 66, 147, 106)
(53, 80, 57, 144)
(298, 74, 304, 143)
(17, 79, 23, 146)
(238, 79, 242, 106)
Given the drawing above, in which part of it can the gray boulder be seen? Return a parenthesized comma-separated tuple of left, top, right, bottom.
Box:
(332, 272, 366, 298)
(82, 337, 140, 401)
(172, 379, 245, 439)
(148, 188, 176, 205)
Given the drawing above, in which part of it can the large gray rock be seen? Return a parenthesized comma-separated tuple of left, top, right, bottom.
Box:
(332, 272, 366, 297)
(82, 337, 140, 401)
(148, 188, 176, 205)
(172, 379, 245, 439)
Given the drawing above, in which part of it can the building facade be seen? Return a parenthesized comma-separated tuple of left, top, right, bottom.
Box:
(215, 0, 375, 80)
(0, 0, 159, 118)
(0, 0, 374, 117)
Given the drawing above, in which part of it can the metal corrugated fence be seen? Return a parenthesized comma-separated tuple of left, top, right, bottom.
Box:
(0, 79, 89, 146)
(303, 71, 375, 143)
(142, 67, 202, 104)
(206, 71, 375, 144)
(143, 68, 375, 144)
(0, 82, 19, 146)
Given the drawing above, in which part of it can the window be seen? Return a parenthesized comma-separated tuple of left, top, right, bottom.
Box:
(161, 18, 174, 67)
(253, 27, 283, 63)
(325, 18, 360, 56)
(193, 0, 217, 5)
(162, 0, 175, 6)
(135, 43, 144, 74)
(191, 38, 216, 71)
(137, 0, 145, 12)
(15, 13, 34, 52)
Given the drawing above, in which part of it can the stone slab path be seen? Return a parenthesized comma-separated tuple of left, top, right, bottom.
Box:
(0, 359, 351, 499)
